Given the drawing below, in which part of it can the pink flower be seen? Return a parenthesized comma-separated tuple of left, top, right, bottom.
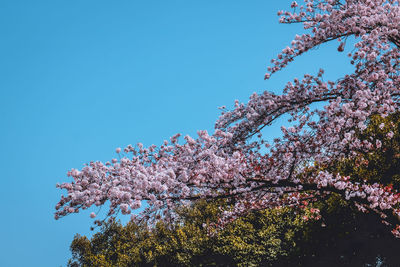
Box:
(376, 140, 382, 148)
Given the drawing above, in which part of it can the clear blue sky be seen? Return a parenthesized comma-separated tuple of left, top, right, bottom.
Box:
(0, 1, 353, 266)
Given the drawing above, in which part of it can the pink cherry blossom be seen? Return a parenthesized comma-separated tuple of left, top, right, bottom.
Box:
(55, 0, 400, 236)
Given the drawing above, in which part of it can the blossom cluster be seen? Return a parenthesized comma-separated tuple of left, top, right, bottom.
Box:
(56, 1, 400, 235)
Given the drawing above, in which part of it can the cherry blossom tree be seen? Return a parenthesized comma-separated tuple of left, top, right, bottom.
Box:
(55, 0, 400, 236)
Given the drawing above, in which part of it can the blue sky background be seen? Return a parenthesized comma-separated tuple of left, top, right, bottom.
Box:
(0, 1, 354, 266)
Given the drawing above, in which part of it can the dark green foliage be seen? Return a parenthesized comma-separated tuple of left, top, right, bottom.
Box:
(293, 195, 400, 266)
(68, 200, 400, 266)
(68, 201, 312, 267)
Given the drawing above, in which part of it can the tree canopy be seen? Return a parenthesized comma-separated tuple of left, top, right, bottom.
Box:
(67, 201, 311, 267)
(56, 0, 400, 238)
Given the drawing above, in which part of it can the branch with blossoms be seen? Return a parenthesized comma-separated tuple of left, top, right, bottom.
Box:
(56, 0, 400, 236)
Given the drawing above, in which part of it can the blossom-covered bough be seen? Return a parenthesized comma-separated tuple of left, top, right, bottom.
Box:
(56, 0, 400, 236)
